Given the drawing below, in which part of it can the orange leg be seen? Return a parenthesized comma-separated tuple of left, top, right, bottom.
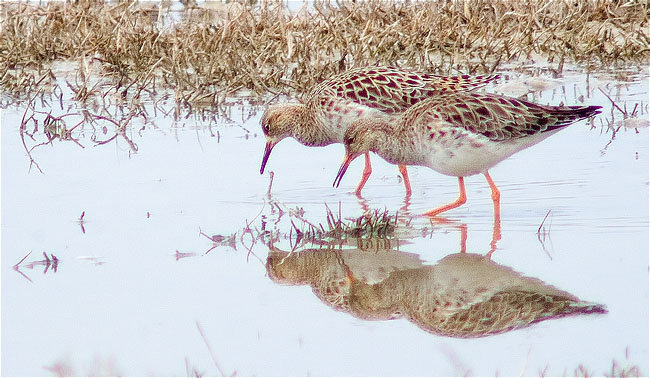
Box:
(423, 177, 467, 217)
(355, 152, 372, 196)
(459, 222, 468, 254)
(483, 171, 501, 258)
(357, 196, 371, 214)
(428, 217, 467, 253)
(398, 165, 412, 197)
(400, 192, 412, 217)
(483, 171, 501, 220)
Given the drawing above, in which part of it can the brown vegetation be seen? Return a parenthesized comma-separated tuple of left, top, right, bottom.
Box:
(2, 1, 646, 173)
(1, 0, 648, 102)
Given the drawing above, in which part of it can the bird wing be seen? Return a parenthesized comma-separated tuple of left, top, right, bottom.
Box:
(309, 67, 499, 114)
(406, 92, 601, 141)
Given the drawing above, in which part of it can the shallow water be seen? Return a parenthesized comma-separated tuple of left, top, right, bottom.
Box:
(1, 65, 648, 376)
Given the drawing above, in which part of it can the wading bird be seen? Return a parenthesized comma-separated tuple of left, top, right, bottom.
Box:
(333, 91, 601, 217)
(260, 66, 498, 196)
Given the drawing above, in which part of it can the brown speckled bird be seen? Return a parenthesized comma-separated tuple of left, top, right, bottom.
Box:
(334, 91, 601, 217)
(266, 246, 607, 338)
(260, 66, 498, 196)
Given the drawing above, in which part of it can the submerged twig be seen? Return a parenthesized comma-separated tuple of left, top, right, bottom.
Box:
(195, 321, 226, 377)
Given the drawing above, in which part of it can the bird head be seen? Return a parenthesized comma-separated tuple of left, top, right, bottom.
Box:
(333, 118, 388, 188)
(260, 103, 304, 174)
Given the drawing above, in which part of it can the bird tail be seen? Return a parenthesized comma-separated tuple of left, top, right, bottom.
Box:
(544, 104, 602, 131)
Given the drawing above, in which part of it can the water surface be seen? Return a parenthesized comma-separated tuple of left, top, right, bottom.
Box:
(1, 65, 648, 376)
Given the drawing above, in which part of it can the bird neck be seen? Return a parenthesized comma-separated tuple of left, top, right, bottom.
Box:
(294, 110, 335, 147)
(370, 127, 418, 166)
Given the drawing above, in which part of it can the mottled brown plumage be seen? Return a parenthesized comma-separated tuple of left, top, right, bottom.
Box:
(334, 91, 601, 217)
(266, 247, 606, 338)
(313, 67, 498, 115)
(260, 66, 499, 195)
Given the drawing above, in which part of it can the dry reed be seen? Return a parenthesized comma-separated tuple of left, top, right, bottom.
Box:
(1, 0, 648, 101)
(2, 1, 646, 172)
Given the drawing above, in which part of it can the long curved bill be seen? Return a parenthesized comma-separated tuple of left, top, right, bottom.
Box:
(333, 153, 356, 188)
(260, 140, 277, 174)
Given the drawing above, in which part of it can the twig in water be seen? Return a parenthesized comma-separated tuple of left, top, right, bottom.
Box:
(536, 210, 553, 259)
(537, 209, 552, 235)
(598, 87, 627, 116)
(175, 250, 197, 261)
(267, 171, 274, 196)
(19, 91, 45, 173)
(196, 321, 225, 377)
(13, 251, 32, 269)
(78, 211, 86, 233)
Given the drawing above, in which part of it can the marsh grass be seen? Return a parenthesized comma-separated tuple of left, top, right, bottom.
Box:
(1, 0, 648, 102)
(289, 204, 399, 241)
(271, 203, 404, 252)
(1, 1, 647, 175)
(189, 200, 406, 261)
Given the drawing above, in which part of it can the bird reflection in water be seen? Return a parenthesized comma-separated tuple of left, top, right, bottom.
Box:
(357, 193, 501, 257)
(265, 226, 606, 338)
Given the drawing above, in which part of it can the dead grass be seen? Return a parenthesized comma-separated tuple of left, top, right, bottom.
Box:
(288, 204, 399, 241)
(1, 0, 648, 102)
(188, 201, 404, 261)
(2, 1, 646, 170)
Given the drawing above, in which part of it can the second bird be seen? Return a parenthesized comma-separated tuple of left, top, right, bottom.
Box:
(333, 91, 601, 218)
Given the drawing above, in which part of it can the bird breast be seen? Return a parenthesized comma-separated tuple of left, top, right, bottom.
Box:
(312, 96, 391, 142)
(419, 126, 562, 177)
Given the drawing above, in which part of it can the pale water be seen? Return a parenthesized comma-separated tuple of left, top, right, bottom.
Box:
(1, 65, 648, 376)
